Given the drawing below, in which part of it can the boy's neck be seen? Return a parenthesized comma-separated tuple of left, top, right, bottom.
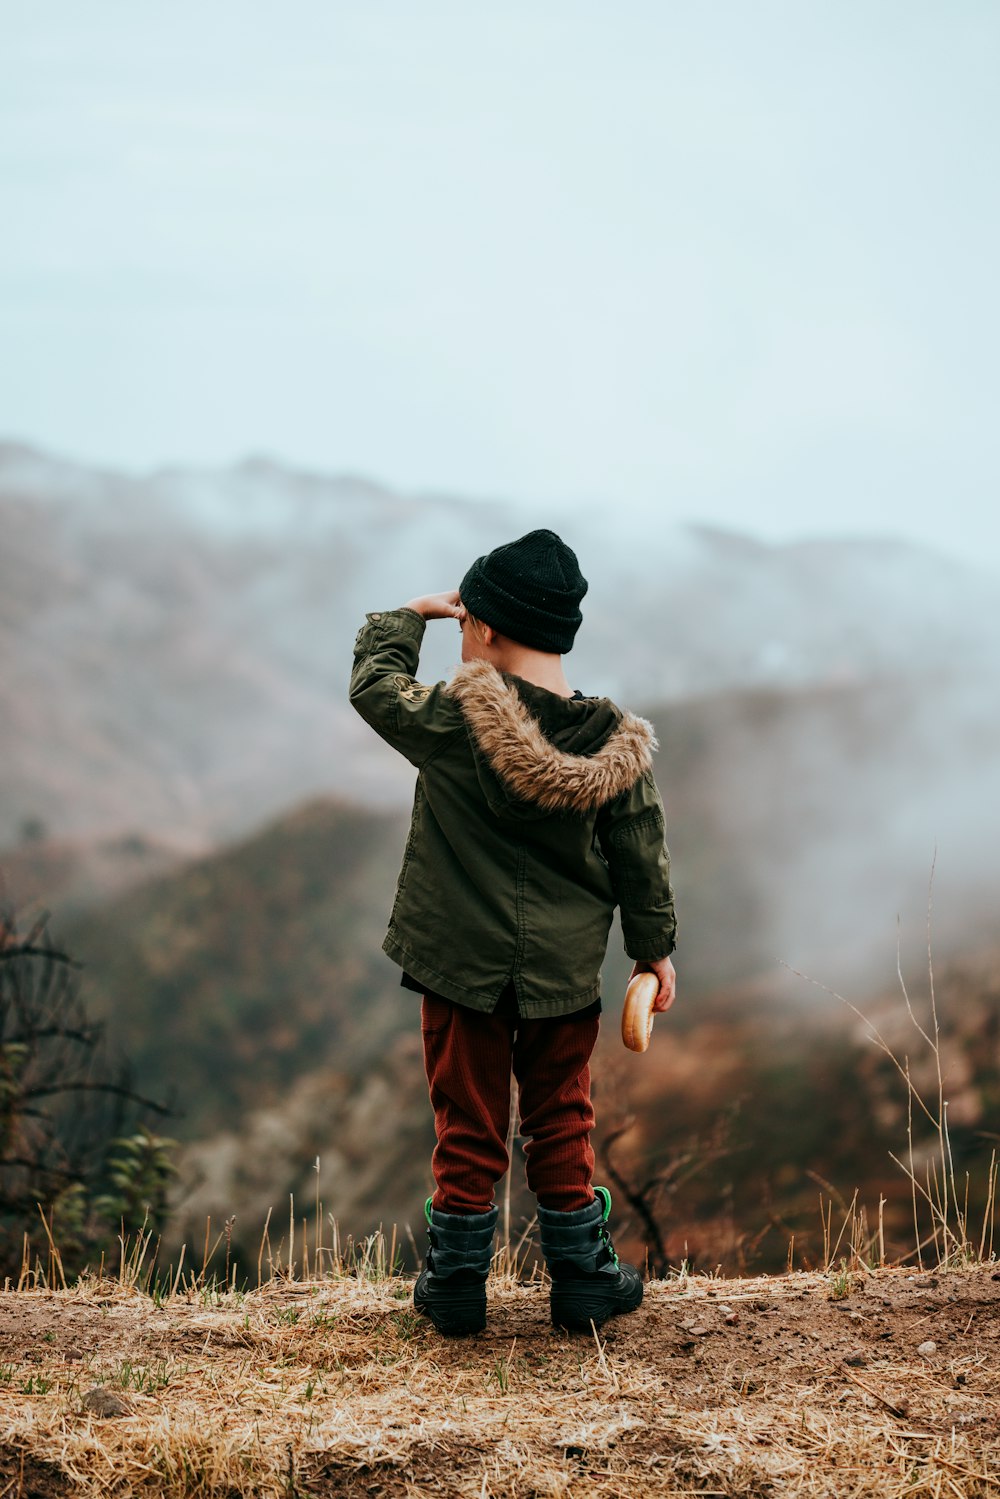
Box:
(487, 640, 574, 698)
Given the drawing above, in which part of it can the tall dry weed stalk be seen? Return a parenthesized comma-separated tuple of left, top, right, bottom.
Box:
(788, 862, 998, 1272)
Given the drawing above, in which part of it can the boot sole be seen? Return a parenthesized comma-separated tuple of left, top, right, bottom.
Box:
(551, 1280, 644, 1332)
(413, 1280, 487, 1337)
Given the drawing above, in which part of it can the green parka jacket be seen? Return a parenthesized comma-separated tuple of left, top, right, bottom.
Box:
(350, 608, 677, 1018)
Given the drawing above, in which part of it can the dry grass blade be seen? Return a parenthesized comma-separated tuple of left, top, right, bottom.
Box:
(0, 1258, 998, 1497)
(783, 880, 997, 1275)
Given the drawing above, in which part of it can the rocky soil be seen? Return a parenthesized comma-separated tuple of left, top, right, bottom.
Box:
(0, 1262, 997, 1496)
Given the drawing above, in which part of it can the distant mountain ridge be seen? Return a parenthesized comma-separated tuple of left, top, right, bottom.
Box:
(4, 439, 1000, 856)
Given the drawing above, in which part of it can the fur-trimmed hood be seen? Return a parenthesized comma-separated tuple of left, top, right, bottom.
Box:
(445, 659, 657, 815)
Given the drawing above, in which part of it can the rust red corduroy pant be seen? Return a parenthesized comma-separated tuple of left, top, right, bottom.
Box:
(421, 986, 599, 1215)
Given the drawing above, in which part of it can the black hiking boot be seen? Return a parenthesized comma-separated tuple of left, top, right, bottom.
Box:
(537, 1186, 644, 1332)
(413, 1198, 498, 1336)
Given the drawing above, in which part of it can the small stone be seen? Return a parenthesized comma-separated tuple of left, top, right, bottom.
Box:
(724, 1311, 739, 1326)
(82, 1386, 130, 1419)
(917, 1340, 937, 1357)
(844, 1354, 866, 1368)
(690, 1324, 711, 1337)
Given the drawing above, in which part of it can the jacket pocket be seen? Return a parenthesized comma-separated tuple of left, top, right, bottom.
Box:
(388, 786, 423, 921)
(607, 805, 668, 907)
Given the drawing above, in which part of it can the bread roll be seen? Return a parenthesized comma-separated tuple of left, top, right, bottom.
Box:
(621, 970, 659, 1053)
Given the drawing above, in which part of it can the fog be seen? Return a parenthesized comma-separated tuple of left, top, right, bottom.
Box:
(2, 445, 997, 1005)
(647, 667, 1000, 998)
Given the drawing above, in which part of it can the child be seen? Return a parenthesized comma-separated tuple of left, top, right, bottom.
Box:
(350, 528, 677, 1334)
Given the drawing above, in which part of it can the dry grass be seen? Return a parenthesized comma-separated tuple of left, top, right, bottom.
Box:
(0, 1256, 998, 1497)
(786, 879, 999, 1288)
(4, 886, 997, 1493)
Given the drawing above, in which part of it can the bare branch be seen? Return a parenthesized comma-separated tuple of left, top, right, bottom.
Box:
(21, 1080, 172, 1115)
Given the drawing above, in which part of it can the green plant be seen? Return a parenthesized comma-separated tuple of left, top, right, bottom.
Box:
(114, 1358, 174, 1393)
(389, 1307, 423, 1340)
(826, 1259, 854, 1300)
(21, 1373, 53, 1394)
(487, 1340, 519, 1395)
(0, 906, 175, 1281)
(93, 1126, 178, 1240)
(309, 1310, 338, 1329)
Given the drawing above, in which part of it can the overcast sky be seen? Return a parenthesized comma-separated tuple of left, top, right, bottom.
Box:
(3, 2, 998, 569)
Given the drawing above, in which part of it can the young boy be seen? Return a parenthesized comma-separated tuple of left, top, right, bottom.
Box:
(350, 528, 677, 1335)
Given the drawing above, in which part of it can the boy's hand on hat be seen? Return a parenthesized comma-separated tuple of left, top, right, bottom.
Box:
(402, 590, 465, 621)
(629, 956, 676, 1013)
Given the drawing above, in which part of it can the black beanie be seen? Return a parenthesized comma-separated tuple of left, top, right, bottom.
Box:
(459, 529, 588, 654)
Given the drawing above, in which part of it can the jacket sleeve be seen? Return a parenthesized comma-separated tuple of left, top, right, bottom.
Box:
(595, 769, 678, 960)
(349, 608, 463, 769)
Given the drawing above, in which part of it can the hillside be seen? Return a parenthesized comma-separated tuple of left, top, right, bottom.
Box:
(38, 796, 997, 1276)
(55, 799, 409, 1133)
(5, 439, 1000, 863)
(159, 944, 999, 1281)
(0, 1263, 998, 1496)
(29, 678, 995, 1276)
(49, 647, 1000, 1046)
(49, 656, 1000, 1121)
(5, 443, 997, 1282)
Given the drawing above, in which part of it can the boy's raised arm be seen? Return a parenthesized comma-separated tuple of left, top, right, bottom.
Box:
(349, 601, 463, 768)
(401, 591, 465, 622)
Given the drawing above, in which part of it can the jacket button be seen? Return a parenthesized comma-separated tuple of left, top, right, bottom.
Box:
(370, 612, 382, 621)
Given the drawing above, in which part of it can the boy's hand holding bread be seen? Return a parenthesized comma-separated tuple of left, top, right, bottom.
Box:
(622, 955, 677, 1053)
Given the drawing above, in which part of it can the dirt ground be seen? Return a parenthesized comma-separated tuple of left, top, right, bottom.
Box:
(0, 1263, 998, 1497)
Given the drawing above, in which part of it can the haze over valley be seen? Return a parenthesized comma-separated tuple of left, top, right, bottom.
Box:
(3, 442, 998, 1271)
